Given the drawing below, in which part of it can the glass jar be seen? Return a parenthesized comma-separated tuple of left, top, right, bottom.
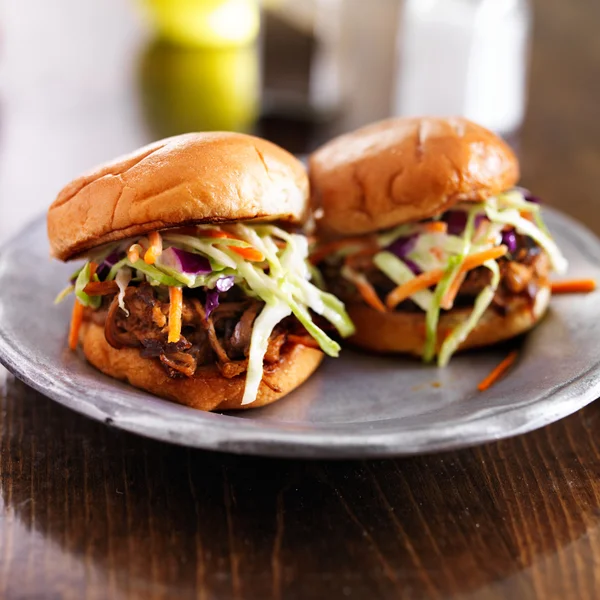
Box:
(394, 0, 532, 135)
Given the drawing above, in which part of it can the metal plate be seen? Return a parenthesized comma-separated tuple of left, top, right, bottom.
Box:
(1, 209, 599, 458)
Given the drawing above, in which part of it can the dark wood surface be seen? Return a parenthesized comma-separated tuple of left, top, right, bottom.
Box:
(2, 1, 600, 598)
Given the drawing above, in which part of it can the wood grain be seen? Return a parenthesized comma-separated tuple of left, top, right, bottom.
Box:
(2, 0, 600, 598)
(2, 377, 600, 600)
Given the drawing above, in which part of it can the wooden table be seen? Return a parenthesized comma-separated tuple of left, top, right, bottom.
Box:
(2, 1, 600, 598)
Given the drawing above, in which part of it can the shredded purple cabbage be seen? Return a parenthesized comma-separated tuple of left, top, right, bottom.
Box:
(386, 234, 417, 259)
(442, 212, 467, 236)
(215, 276, 235, 292)
(161, 247, 212, 275)
(204, 277, 235, 319)
(524, 194, 542, 205)
(501, 229, 517, 254)
(205, 289, 220, 319)
(386, 235, 421, 274)
(403, 258, 422, 275)
(96, 250, 124, 280)
(442, 211, 486, 235)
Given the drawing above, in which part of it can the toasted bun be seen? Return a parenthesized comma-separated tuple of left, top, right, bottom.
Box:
(48, 132, 308, 261)
(309, 117, 519, 237)
(346, 286, 550, 356)
(80, 322, 323, 411)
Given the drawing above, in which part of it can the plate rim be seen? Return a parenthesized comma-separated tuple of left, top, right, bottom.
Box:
(1, 208, 599, 458)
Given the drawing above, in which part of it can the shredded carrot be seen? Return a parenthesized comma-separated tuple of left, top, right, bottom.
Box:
(287, 334, 321, 349)
(386, 245, 508, 309)
(421, 221, 448, 234)
(68, 300, 85, 351)
(199, 229, 231, 241)
(201, 228, 265, 262)
(385, 269, 444, 310)
(310, 237, 374, 265)
(440, 271, 467, 310)
(551, 279, 597, 294)
(478, 350, 519, 392)
(358, 280, 387, 312)
(144, 231, 163, 265)
(346, 270, 387, 313)
(231, 246, 265, 262)
(127, 244, 142, 263)
(67, 261, 98, 350)
(519, 210, 535, 222)
(168, 287, 183, 343)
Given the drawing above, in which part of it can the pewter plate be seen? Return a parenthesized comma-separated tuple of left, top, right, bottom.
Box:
(0, 209, 599, 458)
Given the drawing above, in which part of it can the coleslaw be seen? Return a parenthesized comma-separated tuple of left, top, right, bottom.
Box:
(314, 188, 567, 366)
(57, 224, 355, 405)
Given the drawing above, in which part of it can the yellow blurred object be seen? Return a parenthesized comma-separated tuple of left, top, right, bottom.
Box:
(143, 0, 260, 47)
(139, 40, 260, 136)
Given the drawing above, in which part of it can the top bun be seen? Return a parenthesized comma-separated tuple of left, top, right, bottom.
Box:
(309, 117, 519, 237)
(48, 132, 308, 260)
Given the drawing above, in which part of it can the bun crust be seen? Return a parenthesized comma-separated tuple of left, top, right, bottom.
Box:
(346, 286, 550, 356)
(81, 322, 323, 411)
(48, 132, 308, 261)
(309, 117, 519, 237)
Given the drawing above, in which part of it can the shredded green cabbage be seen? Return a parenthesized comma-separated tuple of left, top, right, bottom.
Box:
(423, 209, 479, 362)
(373, 251, 433, 311)
(194, 236, 250, 248)
(69, 265, 84, 282)
(438, 260, 500, 367)
(54, 284, 74, 305)
(74, 262, 100, 309)
(424, 256, 461, 363)
(308, 263, 326, 290)
(243, 300, 292, 405)
(107, 258, 129, 281)
(129, 260, 181, 287)
(228, 255, 343, 357)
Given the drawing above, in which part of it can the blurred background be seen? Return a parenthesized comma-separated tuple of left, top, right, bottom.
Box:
(0, 0, 598, 244)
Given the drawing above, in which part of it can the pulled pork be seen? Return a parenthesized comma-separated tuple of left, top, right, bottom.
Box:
(89, 283, 302, 382)
(325, 233, 550, 314)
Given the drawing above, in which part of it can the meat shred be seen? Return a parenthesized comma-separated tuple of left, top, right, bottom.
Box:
(96, 283, 304, 380)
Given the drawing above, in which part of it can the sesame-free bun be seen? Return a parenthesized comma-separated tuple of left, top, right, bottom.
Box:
(80, 322, 323, 412)
(309, 116, 519, 237)
(48, 132, 309, 261)
(346, 286, 550, 356)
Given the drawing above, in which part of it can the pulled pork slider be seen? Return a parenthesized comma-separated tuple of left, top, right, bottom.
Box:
(49, 132, 354, 411)
(309, 117, 567, 365)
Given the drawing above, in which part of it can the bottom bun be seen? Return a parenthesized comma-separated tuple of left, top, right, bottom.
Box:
(81, 322, 324, 411)
(347, 286, 551, 356)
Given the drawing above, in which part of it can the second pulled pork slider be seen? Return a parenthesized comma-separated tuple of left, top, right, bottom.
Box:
(309, 117, 567, 365)
(49, 132, 354, 411)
